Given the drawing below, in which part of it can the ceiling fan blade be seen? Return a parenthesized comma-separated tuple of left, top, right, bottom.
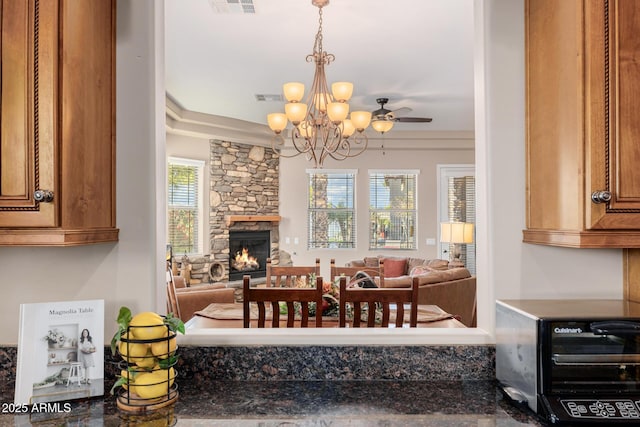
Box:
(391, 107, 412, 116)
(394, 117, 433, 123)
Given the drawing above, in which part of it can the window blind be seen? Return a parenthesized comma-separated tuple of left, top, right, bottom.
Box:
(168, 158, 203, 254)
(369, 171, 417, 250)
(307, 171, 356, 249)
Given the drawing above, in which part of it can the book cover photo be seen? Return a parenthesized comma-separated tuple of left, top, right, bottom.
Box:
(15, 299, 105, 405)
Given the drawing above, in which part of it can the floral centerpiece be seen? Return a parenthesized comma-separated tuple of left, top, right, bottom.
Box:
(43, 329, 66, 347)
(282, 273, 341, 318)
(281, 273, 383, 322)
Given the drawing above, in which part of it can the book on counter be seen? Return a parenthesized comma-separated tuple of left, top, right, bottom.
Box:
(15, 299, 105, 405)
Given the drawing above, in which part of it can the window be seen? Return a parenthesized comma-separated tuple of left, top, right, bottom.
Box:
(438, 165, 476, 274)
(308, 169, 356, 249)
(168, 157, 204, 254)
(369, 170, 418, 250)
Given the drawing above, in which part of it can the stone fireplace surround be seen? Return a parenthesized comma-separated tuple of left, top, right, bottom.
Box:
(208, 140, 281, 283)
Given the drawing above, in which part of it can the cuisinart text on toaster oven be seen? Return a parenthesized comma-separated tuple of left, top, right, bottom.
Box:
(496, 299, 640, 425)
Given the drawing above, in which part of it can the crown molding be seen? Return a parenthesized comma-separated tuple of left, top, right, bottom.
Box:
(165, 94, 475, 150)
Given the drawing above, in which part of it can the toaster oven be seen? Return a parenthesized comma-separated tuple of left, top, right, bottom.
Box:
(496, 299, 640, 425)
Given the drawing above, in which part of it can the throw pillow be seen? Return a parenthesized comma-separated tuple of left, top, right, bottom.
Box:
(349, 271, 378, 288)
(409, 265, 432, 276)
(364, 257, 380, 268)
(426, 259, 449, 271)
(383, 258, 407, 277)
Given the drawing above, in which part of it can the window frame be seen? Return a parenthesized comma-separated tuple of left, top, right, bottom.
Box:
(167, 157, 205, 256)
(307, 168, 357, 250)
(368, 169, 419, 250)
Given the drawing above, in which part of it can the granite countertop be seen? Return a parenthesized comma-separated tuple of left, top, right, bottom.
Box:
(1, 380, 546, 426)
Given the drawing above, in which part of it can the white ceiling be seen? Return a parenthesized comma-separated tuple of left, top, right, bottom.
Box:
(165, 0, 475, 133)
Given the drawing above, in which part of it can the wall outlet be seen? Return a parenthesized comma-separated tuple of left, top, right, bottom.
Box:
(294, 237, 299, 245)
(285, 237, 290, 244)
(426, 238, 436, 246)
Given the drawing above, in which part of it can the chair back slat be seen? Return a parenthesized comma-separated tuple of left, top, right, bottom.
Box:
(166, 264, 182, 320)
(243, 275, 324, 328)
(267, 258, 321, 287)
(330, 258, 385, 288)
(339, 276, 419, 327)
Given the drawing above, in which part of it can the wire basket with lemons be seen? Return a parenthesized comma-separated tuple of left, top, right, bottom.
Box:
(110, 307, 184, 412)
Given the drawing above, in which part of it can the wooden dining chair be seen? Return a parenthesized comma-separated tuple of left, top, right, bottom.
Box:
(338, 276, 419, 327)
(243, 275, 324, 328)
(266, 257, 321, 287)
(330, 258, 385, 288)
(166, 265, 182, 320)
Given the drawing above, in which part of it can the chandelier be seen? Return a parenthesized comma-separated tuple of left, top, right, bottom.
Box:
(266, 0, 372, 168)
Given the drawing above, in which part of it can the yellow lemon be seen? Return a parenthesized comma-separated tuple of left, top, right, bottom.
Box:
(120, 369, 135, 390)
(152, 367, 176, 387)
(129, 311, 166, 341)
(120, 369, 140, 395)
(134, 372, 170, 399)
(150, 332, 177, 359)
(134, 349, 157, 369)
(118, 335, 150, 363)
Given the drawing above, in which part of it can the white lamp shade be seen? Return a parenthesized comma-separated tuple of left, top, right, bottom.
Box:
(371, 119, 394, 134)
(440, 222, 474, 244)
(285, 102, 308, 124)
(327, 102, 349, 123)
(283, 82, 305, 102)
(350, 111, 372, 130)
(267, 113, 288, 133)
(340, 119, 355, 138)
(331, 82, 353, 102)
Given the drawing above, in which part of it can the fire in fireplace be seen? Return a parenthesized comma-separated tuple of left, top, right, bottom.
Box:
(232, 248, 260, 272)
(228, 230, 270, 281)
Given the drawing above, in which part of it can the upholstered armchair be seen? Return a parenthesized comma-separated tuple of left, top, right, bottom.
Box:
(167, 273, 235, 321)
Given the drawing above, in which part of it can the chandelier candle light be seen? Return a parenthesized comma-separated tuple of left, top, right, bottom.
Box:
(267, 0, 372, 168)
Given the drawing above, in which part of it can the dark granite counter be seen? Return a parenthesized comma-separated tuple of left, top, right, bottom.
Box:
(0, 345, 546, 425)
(1, 380, 545, 426)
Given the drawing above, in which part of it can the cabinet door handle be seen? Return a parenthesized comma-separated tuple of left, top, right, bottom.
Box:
(591, 190, 612, 204)
(34, 189, 54, 203)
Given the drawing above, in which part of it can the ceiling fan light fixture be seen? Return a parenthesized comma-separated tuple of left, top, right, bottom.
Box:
(371, 119, 394, 134)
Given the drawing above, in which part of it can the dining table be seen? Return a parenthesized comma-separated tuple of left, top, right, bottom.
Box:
(185, 302, 467, 329)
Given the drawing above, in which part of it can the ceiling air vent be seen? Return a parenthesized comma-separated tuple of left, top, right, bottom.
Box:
(209, 0, 255, 14)
(255, 94, 283, 102)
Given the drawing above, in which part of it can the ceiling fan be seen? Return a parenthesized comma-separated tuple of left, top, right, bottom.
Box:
(370, 97, 433, 129)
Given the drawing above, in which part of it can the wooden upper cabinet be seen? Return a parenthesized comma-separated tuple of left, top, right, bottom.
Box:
(0, 0, 118, 246)
(524, 0, 640, 248)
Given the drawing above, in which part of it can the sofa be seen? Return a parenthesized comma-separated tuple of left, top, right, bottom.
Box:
(345, 256, 476, 327)
(168, 275, 236, 321)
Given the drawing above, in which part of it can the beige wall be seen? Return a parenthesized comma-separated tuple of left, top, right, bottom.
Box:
(0, 0, 165, 345)
(278, 135, 475, 280)
(475, 0, 621, 332)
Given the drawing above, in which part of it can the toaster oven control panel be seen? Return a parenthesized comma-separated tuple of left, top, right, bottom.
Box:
(543, 395, 640, 426)
(562, 399, 640, 419)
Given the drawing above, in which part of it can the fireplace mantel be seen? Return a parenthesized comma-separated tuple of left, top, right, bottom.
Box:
(226, 215, 282, 226)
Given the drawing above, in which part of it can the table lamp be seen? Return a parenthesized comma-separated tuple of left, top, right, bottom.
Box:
(440, 222, 474, 268)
